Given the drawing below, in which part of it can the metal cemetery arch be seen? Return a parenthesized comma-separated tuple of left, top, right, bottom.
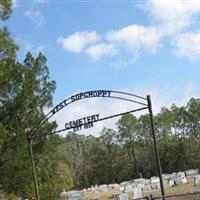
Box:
(27, 90, 165, 200)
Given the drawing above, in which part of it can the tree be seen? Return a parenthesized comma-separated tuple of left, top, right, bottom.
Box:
(38, 135, 74, 200)
(99, 128, 118, 183)
(0, 0, 12, 20)
(117, 113, 140, 178)
(185, 98, 200, 137)
(0, 1, 76, 199)
(0, 52, 57, 198)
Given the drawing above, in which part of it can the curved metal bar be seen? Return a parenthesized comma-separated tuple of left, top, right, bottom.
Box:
(30, 90, 148, 139)
(49, 92, 147, 118)
(34, 106, 148, 140)
(45, 96, 72, 120)
(97, 106, 148, 122)
(111, 90, 147, 100)
(44, 95, 147, 123)
(29, 97, 72, 138)
(34, 92, 147, 131)
(109, 96, 148, 106)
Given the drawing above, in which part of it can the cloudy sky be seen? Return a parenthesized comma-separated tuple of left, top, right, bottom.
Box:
(5, 0, 200, 136)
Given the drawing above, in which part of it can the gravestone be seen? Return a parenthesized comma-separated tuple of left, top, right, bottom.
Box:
(174, 177, 183, 185)
(61, 190, 84, 200)
(124, 184, 133, 193)
(150, 183, 160, 190)
(163, 173, 176, 181)
(119, 186, 124, 192)
(98, 184, 108, 192)
(91, 185, 98, 192)
(133, 185, 142, 199)
(151, 176, 160, 184)
(177, 172, 185, 178)
(142, 184, 151, 193)
(194, 175, 200, 186)
(134, 178, 146, 183)
(109, 184, 119, 189)
(113, 184, 120, 189)
(119, 193, 129, 200)
(182, 177, 187, 184)
(174, 177, 187, 185)
(169, 179, 175, 187)
(185, 169, 198, 177)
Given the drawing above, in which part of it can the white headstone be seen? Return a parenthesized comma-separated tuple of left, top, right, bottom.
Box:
(61, 190, 84, 200)
(150, 183, 160, 190)
(124, 184, 133, 193)
(185, 169, 198, 177)
(119, 193, 129, 200)
(169, 179, 175, 187)
(142, 184, 151, 193)
(177, 172, 185, 178)
(151, 177, 160, 183)
(113, 184, 120, 188)
(133, 185, 142, 199)
(182, 177, 187, 184)
(174, 177, 187, 185)
(194, 175, 200, 185)
(98, 184, 108, 192)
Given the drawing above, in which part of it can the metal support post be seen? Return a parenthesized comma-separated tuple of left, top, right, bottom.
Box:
(27, 134, 40, 200)
(147, 95, 165, 199)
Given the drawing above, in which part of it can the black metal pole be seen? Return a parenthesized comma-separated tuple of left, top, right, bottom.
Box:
(147, 95, 165, 199)
(27, 134, 40, 200)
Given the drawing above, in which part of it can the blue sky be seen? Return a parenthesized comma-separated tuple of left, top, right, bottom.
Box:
(4, 0, 200, 135)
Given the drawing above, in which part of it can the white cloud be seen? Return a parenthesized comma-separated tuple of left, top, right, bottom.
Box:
(173, 32, 200, 62)
(146, 0, 200, 32)
(85, 43, 117, 61)
(57, 31, 100, 53)
(24, 9, 44, 26)
(57, 1, 200, 65)
(106, 25, 163, 54)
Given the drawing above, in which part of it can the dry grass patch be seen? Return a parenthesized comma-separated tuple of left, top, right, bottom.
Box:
(85, 180, 200, 200)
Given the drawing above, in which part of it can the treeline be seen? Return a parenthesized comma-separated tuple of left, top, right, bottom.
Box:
(1, 1, 200, 199)
(63, 99, 200, 189)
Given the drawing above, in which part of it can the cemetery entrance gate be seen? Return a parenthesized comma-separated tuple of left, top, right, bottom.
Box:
(27, 90, 165, 200)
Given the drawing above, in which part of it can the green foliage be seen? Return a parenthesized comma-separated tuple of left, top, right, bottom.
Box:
(0, 50, 58, 198)
(38, 135, 74, 200)
(7, 194, 18, 200)
(62, 98, 200, 187)
(0, 4, 74, 199)
(0, 27, 18, 60)
(0, 0, 12, 20)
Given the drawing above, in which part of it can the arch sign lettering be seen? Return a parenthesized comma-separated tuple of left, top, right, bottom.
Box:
(35, 90, 150, 138)
(28, 90, 166, 200)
